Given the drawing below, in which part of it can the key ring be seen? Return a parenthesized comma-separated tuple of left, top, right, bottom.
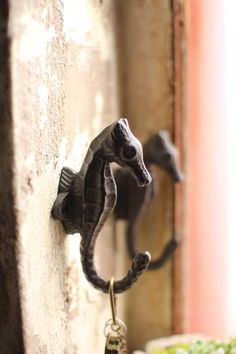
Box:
(105, 277, 127, 335)
(103, 318, 127, 337)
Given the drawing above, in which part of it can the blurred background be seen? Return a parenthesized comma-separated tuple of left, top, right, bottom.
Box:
(185, 0, 236, 340)
(116, 0, 236, 348)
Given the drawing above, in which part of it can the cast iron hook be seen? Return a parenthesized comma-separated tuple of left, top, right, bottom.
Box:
(51, 119, 151, 293)
(114, 130, 183, 270)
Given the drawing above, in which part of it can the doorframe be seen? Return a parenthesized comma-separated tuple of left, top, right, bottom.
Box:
(172, 0, 188, 334)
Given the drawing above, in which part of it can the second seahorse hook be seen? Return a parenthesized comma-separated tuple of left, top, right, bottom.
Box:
(51, 118, 151, 293)
(115, 130, 183, 270)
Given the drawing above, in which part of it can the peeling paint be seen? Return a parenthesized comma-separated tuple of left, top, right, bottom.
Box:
(69, 132, 89, 168)
(24, 153, 35, 168)
(63, 0, 92, 45)
(57, 137, 68, 169)
(93, 92, 104, 131)
(63, 0, 111, 61)
(16, 14, 55, 63)
(39, 85, 48, 130)
(66, 234, 80, 262)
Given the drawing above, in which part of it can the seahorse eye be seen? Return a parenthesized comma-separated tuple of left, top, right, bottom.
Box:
(161, 152, 172, 163)
(121, 145, 137, 160)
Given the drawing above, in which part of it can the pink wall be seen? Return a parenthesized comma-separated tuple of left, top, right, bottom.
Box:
(186, 0, 235, 338)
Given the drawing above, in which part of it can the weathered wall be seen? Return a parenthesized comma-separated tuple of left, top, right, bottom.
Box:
(116, 1, 175, 352)
(7, 0, 119, 353)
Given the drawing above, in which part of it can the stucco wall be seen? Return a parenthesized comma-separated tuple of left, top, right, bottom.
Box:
(6, 0, 119, 353)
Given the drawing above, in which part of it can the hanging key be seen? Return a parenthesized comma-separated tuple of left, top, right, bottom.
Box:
(119, 335, 128, 354)
(105, 334, 120, 354)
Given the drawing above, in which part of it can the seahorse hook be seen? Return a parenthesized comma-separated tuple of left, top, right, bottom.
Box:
(51, 119, 152, 293)
(81, 243, 151, 293)
(115, 130, 183, 271)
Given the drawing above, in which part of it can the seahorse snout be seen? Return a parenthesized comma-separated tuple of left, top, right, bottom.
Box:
(137, 170, 151, 187)
(133, 164, 152, 187)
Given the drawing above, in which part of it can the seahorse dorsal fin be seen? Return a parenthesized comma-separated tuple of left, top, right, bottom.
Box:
(58, 167, 76, 193)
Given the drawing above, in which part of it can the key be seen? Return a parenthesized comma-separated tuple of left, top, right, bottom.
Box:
(105, 334, 120, 354)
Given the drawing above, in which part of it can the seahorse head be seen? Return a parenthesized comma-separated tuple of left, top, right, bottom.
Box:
(143, 130, 183, 182)
(101, 118, 151, 187)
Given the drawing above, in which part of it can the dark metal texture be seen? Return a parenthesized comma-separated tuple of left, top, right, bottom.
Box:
(115, 130, 182, 270)
(51, 119, 151, 293)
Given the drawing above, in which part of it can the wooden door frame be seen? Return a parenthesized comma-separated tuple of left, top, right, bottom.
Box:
(172, 0, 188, 334)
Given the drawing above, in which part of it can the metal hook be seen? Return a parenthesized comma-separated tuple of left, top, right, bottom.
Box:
(109, 277, 117, 325)
(114, 130, 183, 270)
(51, 119, 151, 293)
